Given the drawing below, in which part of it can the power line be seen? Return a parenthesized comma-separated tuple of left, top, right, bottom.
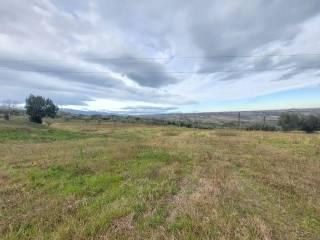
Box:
(0, 65, 319, 74)
(0, 53, 320, 62)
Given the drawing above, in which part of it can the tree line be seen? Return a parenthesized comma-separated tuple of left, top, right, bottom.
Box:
(2, 95, 320, 133)
(279, 113, 320, 133)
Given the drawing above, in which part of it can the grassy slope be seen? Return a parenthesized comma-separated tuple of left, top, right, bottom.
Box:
(0, 119, 319, 239)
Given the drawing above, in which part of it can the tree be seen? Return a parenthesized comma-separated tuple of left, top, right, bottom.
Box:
(1, 99, 17, 121)
(300, 115, 320, 133)
(278, 113, 301, 131)
(25, 95, 59, 123)
(4, 113, 10, 121)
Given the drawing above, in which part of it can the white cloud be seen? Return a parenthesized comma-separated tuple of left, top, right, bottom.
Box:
(1, 0, 320, 112)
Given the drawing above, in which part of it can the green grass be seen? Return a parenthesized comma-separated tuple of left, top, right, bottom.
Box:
(0, 124, 91, 143)
(0, 120, 319, 239)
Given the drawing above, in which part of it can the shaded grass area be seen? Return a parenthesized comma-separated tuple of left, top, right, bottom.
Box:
(0, 122, 92, 143)
(0, 121, 319, 239)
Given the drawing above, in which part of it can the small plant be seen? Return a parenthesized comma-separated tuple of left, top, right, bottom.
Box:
(44, 119, 53, 127)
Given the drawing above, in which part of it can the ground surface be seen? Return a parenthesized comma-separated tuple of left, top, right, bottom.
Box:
(0, 119, 319, 239)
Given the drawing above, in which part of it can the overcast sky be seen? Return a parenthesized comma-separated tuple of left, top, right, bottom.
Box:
(1, 0, 320, 114)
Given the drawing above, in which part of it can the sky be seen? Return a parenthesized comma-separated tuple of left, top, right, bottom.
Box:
(1, 0, 320, 114)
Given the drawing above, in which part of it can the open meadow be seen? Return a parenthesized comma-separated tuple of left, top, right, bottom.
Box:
(0, 118, 320, 239)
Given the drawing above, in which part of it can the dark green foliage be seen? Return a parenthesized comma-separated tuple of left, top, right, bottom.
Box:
(279, 113, 301, 131)
(301, 115, 320, 133)
(0, 126, 90, 142)
(246, 123, 278, 131)
(4, 113, 9, 121)
(25, 95, 59, 123)
(279, 113, 320, 133)
(44, 98, 59, 118)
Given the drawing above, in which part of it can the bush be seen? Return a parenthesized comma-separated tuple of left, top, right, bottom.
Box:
(301, 115, 320, 133)
(246, 123, 278, 131)
(278, 113, 301, 131)
(278, 113, 320, 133)
(4, 113, 10, 121)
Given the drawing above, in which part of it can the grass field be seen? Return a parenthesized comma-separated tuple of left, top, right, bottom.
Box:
(0, 119, 320, 239)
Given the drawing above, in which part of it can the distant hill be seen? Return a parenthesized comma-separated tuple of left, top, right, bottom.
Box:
(59, 108, 320, 117)
(140, 108, 320, 125)
(59, 108, 130, 116)
(3, 107, 320, 127)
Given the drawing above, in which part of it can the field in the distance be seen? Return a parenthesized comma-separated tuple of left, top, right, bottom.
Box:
(0, 118, 320, 239)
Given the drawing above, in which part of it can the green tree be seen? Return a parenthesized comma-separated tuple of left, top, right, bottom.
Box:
(301, 115, 320, 133)
(25, 95, 59, 123)
(278, 113, 301, 131)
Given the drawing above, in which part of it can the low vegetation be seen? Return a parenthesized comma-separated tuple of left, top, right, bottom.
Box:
(0, 117, 319, 239)
(279, 113, 320, 133)
(2, 102, 320, 133)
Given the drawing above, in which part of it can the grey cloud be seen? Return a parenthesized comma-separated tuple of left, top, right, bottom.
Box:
(92, 0, 320, 82)
(189, 0, 320, 80)
(0, 62, 189, 106)
(0, 84, 91, 106)
(121, 105, 178, 115)
(86, 55, 179, 87)
(189, 1, 320, 57)
(0, 58, 124, 89)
